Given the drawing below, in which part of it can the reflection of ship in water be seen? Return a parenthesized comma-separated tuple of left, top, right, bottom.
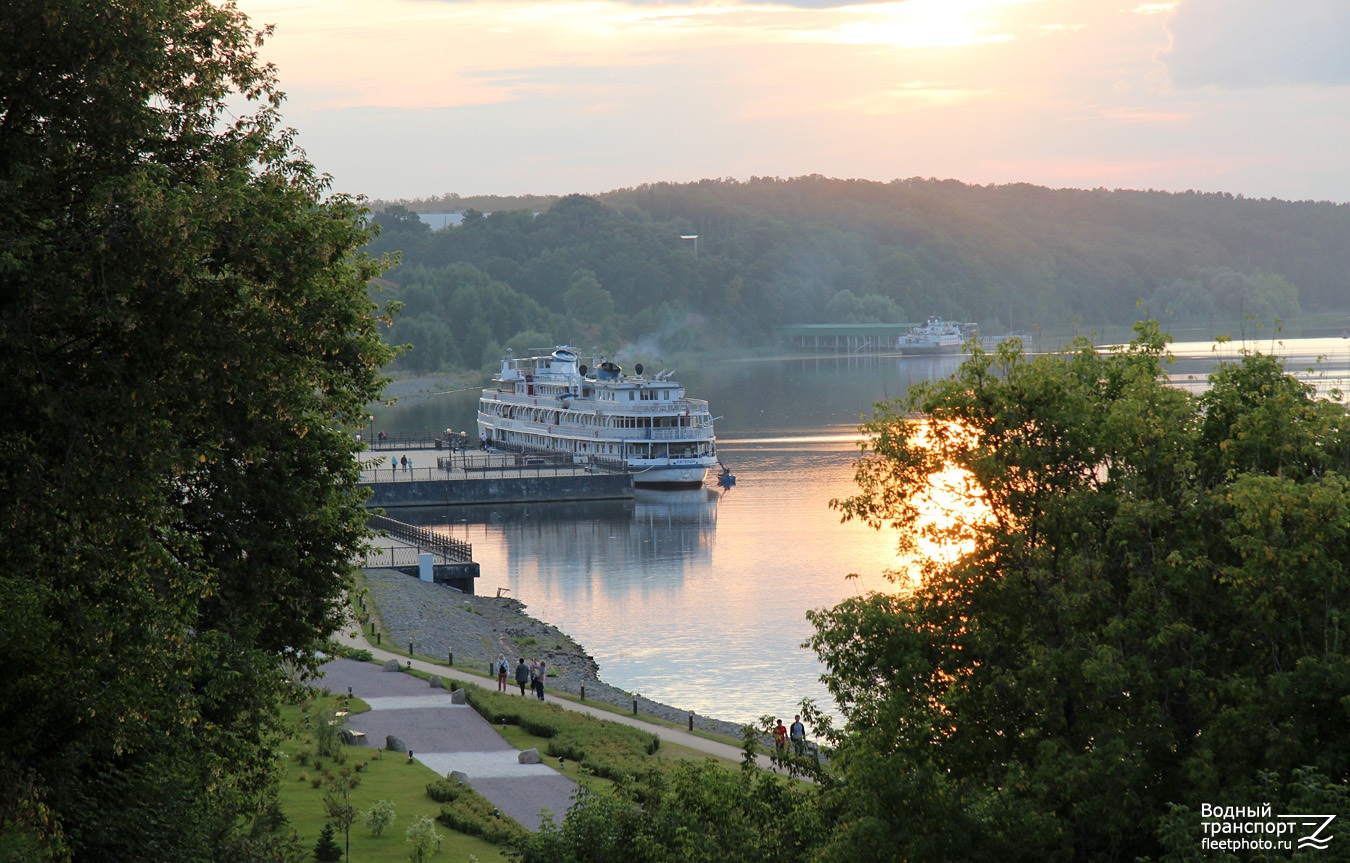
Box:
(400, 490, 721, 597)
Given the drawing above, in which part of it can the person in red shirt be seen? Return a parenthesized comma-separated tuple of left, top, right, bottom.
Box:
(773, 719, 788, 752)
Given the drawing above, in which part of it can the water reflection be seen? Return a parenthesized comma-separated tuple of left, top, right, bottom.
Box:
(366, 338, 1347, 724)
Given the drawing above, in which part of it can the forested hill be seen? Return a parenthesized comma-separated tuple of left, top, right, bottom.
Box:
(365, 176, 1350, 372)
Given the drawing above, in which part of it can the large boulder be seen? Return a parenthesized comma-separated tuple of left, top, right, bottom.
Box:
(386, 735, 408, 753)
(382, 659, 401, 672)
(450, 688, 467, 705)
(518, 748, 541, 765)
(429, 676, 443, 689)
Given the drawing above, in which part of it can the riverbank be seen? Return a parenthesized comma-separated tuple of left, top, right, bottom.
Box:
(357, 568, 748, 739)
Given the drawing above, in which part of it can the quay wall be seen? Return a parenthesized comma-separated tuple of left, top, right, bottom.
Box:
(360, 473, 633, 508)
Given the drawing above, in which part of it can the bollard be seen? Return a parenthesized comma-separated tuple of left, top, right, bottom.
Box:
(370, 622, 375, 635)
(409, 640, 414, 658)
(688, 713, 694, 732)
(580, 685, 585, 702)
(376, 632, 380, 644)
(448, 651, 453, 666)
(632, 698, 638, 716)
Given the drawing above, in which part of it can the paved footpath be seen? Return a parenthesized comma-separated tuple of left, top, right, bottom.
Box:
(331, 625, 775, 769)
(316, 658, 576, 830)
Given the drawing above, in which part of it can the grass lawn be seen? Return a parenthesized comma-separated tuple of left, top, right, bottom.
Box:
(277, 699, 511, 863)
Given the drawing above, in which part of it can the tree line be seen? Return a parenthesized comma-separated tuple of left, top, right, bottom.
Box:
(368, 178, 1350, 372)
(517, 327, 1350, 863)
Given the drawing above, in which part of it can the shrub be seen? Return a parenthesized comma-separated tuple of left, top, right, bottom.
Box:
(406, 816, 440, 863)
(364, 799, 396, 836)
(427, 778, 530, 846)
(463, 687, 660, 783)
(329, 643, 373, 662)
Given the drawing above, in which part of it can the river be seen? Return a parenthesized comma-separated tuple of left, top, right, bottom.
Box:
(369, 332, 1350, 726)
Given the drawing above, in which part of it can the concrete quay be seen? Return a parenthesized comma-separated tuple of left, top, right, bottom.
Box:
(360, 449, 633, 509)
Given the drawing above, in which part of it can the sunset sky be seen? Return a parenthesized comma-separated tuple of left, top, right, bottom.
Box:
(236, 0, 1350, 203)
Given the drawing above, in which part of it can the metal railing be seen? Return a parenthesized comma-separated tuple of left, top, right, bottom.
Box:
(368, 513, 472, 562)
(359, 454, 622, 483)
(361, 546, 426, 568)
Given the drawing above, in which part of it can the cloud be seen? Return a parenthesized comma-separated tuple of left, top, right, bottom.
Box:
(1162, 0, 1350, 88)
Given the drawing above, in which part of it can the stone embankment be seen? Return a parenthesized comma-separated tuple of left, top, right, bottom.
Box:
(358, 569, 747, 740)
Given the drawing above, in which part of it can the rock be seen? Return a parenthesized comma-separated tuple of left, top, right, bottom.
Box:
(449, 771, 469, 783)
(518, 748, 541, 764)
(429, 676, 443, 688)
(450, 688, 467, 705)
(386, 735, 408, 753)
(382, 659, 401, 672)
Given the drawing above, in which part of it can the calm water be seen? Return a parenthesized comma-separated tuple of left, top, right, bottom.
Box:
(372, 335, 1350, 726)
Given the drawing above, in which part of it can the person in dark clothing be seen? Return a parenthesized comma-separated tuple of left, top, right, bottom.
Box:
(514, 657, 529, 696)
(535, 661, 547, 701)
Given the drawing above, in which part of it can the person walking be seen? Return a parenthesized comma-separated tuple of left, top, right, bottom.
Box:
(789, 715, 806, 756)
(496, 654, 509, 692)
(514, 657, 529, 696)
(534, 660, 547, 701)
(773, 719, 788, 753)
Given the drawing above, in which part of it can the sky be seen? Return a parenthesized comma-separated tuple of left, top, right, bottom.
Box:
(236, 0, 1350, 203)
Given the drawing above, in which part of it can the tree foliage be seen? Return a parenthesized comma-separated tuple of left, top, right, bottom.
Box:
(368, 178, 1350, 372)
(513, 760, 823, 863)
(0, 1, 393, 859)
(811, 323, 1350, 861)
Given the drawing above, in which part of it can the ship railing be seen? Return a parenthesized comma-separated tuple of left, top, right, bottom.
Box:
(491, 420, 714, 442)
(486, 394, 711, 415)
(641, 427, 714, 441)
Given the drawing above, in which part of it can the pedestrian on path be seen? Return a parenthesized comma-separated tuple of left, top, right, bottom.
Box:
(773, 719, 788, 753)
(789, 715, 806, 755)
(535, 661, 547, 701)
(496, 654, 509, 692)
(514, 657, 529, 696)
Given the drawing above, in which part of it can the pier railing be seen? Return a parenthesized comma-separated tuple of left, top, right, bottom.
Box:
(359, 453, 623, 483)
(367, 513, 472, 562)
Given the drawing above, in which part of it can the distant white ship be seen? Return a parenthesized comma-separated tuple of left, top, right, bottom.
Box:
(899, 317, 974, 355)
(477, 347, 718, 489)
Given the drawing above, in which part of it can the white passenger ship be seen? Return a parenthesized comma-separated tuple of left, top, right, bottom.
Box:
(477, 347, 718, 489)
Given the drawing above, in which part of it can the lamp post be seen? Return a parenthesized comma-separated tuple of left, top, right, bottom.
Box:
(680, 233, 698, 259)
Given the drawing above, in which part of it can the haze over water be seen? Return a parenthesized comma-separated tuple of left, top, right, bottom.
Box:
(376, 334, 1350, 726)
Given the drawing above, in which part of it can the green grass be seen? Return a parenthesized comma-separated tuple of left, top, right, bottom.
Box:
(277, 699, 509, 863)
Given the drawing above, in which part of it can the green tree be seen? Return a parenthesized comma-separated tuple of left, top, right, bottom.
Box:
(0, 1, 394, 859)
(364, 799, 396, 837)
(313, 823, 342, 863)
(811, 324, 1350, 862)
(404, 816, 440, 863)
(323, 767, 361, 863)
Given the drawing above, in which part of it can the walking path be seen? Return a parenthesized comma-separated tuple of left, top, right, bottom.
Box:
(330, 624, 773, 768)
(316, 658, 575, 830)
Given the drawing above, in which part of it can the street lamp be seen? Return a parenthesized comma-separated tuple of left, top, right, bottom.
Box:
(680, 234, 699, 259)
